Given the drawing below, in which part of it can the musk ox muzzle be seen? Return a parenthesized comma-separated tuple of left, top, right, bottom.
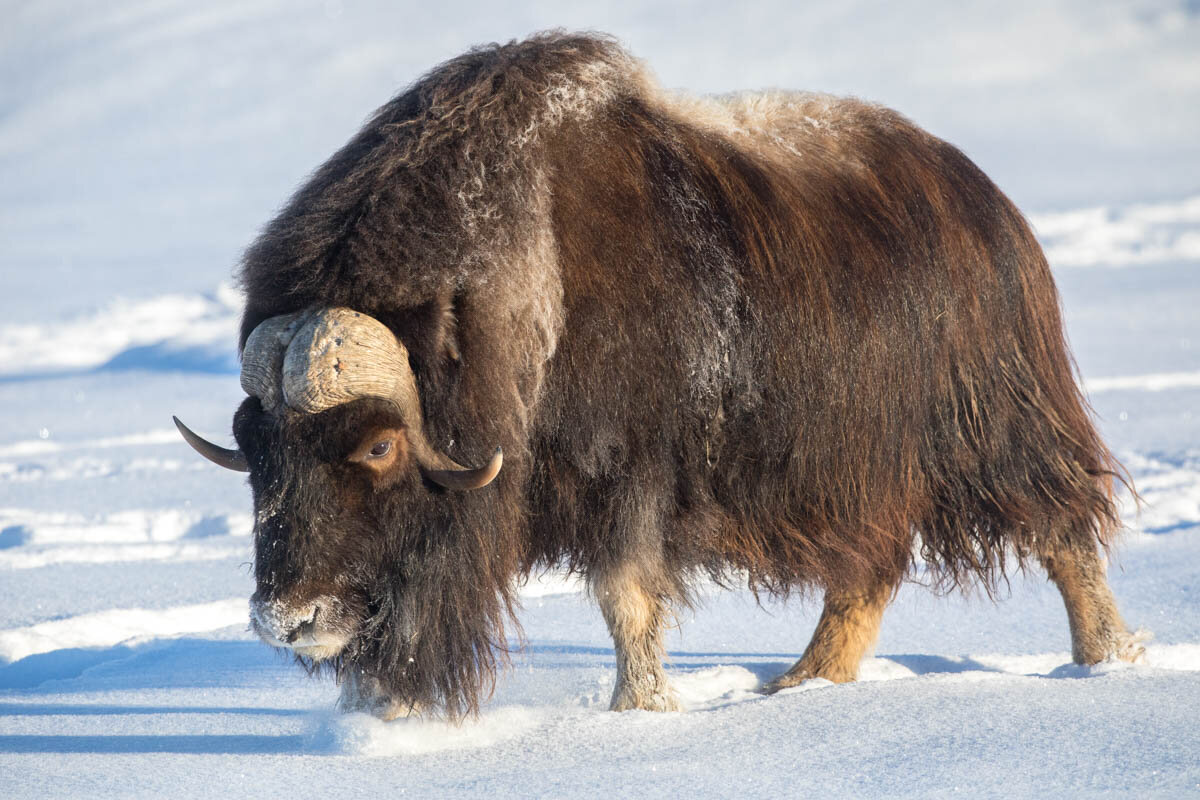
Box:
(249, 591, 352, 661)
(173, 307, 502, 490)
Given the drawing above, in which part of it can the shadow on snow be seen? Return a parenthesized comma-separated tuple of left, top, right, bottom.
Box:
(0, 734, 305, 754)
(0, 342, 237, 384)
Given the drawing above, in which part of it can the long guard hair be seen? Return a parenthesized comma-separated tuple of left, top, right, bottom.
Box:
(237, 32, 1126, 717)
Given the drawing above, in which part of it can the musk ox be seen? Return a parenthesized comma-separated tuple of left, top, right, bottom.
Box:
(176, 32, 1145, 720)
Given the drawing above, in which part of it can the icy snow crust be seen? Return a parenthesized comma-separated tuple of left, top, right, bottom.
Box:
(2, 2, 1199, 797)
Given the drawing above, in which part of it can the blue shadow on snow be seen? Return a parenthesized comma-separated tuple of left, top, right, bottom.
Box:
(0, 734, 304, 754)
(0, 343, 238, 384)
(0, 639, 286, 693)
(0, 703, 309, 717)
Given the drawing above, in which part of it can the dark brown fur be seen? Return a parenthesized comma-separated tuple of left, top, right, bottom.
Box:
(232, 32, 1130, 718)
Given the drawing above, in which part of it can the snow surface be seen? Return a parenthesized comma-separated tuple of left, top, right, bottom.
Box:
(2, 1, 1199, 797)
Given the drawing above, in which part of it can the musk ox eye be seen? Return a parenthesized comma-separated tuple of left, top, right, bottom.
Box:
(348, 427, 406, 469)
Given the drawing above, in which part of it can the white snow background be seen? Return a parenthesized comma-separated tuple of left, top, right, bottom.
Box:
(1, 1, 1199, 797)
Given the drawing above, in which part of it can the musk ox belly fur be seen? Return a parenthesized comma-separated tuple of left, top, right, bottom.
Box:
(176, 32, 1145, 720)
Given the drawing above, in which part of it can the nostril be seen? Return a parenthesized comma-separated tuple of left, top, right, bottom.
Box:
(249, 597, 345, 659)
(252, 596, 323, 646)
(287, 605, 319, 643)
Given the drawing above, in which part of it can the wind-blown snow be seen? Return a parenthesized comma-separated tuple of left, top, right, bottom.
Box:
(2, 1, 1199, 798)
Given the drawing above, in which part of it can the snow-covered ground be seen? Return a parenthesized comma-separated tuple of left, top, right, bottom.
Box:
(1, 2, 1198, 797)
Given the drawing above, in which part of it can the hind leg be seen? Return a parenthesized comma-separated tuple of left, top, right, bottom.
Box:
(765, 574, 894, 692)
(592, 560, 682, 712)
(1039, 542, 1146, 664)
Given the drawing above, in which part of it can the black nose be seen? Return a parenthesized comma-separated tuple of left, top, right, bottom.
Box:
(285, 606, 319, 643)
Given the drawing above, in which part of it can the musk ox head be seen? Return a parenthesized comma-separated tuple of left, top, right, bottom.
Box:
(174, 307, 508, 719)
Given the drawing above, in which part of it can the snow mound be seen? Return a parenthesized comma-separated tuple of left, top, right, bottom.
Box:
(0, 286, 241, 377)
(317, 706, 548, 756)
(0, 541, 249, 570)
(1085, 371, 1200, 393)
(0, 508, 252, 569)
(0, 456, 197, 484)
(673, 665, 763, 709)
(1118, 452, 1200, 534)
(1032, 195, 1200, 268)
(0, 599, 247, 663)
(0, 429, 183, 459)
(0, 507, 251, 546)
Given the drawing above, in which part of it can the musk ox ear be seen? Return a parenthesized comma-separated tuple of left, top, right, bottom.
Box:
(380, 289, 461, 373)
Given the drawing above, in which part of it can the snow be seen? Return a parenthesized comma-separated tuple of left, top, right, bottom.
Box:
(0, 286, 241, 377)
(1086, 371, 1200, 393)
(1032, 195, 1200, 268)
(0, 600, 247, 663)
(2, 1, 1199, 797)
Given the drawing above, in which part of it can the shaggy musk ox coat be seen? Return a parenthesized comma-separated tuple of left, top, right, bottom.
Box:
(183, 31, 1144, 719)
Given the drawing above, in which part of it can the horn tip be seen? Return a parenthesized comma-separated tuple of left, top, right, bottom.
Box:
(172, 415, 250, 473)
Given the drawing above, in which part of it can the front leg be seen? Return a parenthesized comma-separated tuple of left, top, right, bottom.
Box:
(764, 574, 894, 692)
(591, 561, 681, 712)
(337, 663, 421, 720)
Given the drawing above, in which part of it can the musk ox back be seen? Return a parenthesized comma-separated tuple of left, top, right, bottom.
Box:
(175, 32, 1144, 719)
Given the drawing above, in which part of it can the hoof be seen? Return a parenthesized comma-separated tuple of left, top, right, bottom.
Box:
(1073, 627, 1152, 667)
(761, 671, 811, 695)
(609, 683, 682, 712)
(1112, 628, 1152, 665)
(763, 663, 856, 694)
(338, 669, 422, 720)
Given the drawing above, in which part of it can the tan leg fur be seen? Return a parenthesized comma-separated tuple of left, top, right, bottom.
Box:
(592, 561, 682, 712)
(765, 577, 894, 692)
(1040, 544, 1147, 665)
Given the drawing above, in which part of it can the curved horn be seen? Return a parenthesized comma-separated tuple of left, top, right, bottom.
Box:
(172, 416, 249, 473)
(276, 307, 504, 489)
(422, 447, 503, 491)
(240, 311, 308, 410)
(281, 308, 418, 415)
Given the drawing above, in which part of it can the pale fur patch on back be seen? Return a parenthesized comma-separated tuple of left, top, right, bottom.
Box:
(520, 58, 635, 147)
(443, 51, 654, 417)
(646, 86, 888, 168)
